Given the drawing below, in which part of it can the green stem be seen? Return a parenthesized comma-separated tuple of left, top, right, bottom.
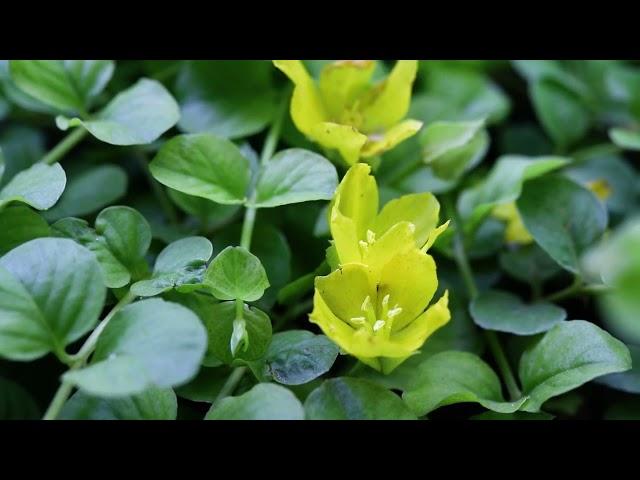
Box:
(41, 127, 88, 165)
(213, 366, 247, 405)
(446, 195, 522, 401)
(43, 291, 137, 420)
(544, 278, 611, 303)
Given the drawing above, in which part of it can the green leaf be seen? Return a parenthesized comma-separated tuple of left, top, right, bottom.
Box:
(403, 351, 527, 416)
(458, 155, 569, 235)
(57, 79, 180, 145)
(205, 383, 304, 420)
(499, 243, 562, 286)
(0, 126, 45, 188)
(531, 78, 591, 148)
(519, 320, 631, 412)
(43, 165, 128, 221)
(609, 127, 640, 151)
(470, 289, 566, 335)
(0, 163, 66, 210)
(176, 60, 277, 139)
(168, 189, 240, 229)
(0, 238, 106, 361)
(204, 246, 269, 302)
(60, 387, 177, 420)
(149, 133, 250, 205)
(95, 206, 152, 279)
(249, 330, 339, 385)
(419, 119, 488, 181)
(0, 377, 40, 419)
(64, 298, 207, 397)
(251, 149, 338, 208)
(0, 206, 51, 255)
(517, 175, 608, 274)
(597, 344, 640, 394)
(305, 377, 417, 420)
(204, 301, 272, 365)
(471, 411, 554, 420)
(175, 366, 229, 403)
(131, 236, 213, 297)
(9, 60, 114, 113)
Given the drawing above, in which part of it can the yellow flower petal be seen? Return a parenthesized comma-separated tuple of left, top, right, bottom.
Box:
(390, 291, 450, 352)
(365, 221, 417, 279)
(492, 202, 534, 245)
(315, 263, 375, 323)
(372, 192, 441, 248)
(376, 247, 438, 331)
(319, 60, 376, 122)
(310, 122, 368, 166)
(329, 204, 362, 265)
(423, 220, 450, 252)
(358, 60, 419, 133)
(360, 119, 423, 158)
(273, 60, 328, 137)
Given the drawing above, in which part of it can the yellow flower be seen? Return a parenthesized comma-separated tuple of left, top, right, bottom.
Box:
(328, 163, 449, 275)
(493, 179, 612, 245)
(311, 248, 449, 374)
(492, 202, 534, 245)
(273, 60, 423, 166)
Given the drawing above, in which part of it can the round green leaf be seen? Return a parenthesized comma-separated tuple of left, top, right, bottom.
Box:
(0, 126, 45, 188)
(176, 60, 277, 140)
(251, 149, 338, 208)
(517, 175, 608, 274)
(305, 377, 417, 420)
(0, 163, 66, 210)
(0, 377, 40, 420)
(149, 133, 250, 205)
(609, 127, 640, 151)
(57, 79, 180, 145)
(205, 301, 272, 364)
(43, 165, 128, 221)
(60, 387, 177, 420)
(131, 236, 213, 297)
(63, 298, 207, 397)
(0, 238, 106, 361)
(531, 78, 591, 148)
(204, 246, 269, 302)
(95, 206, 152, 277)
(470, 289, 566, 335)
(596, 344, 640, 394)
(403, 351, 527, 416)
(499, 243, 561, 286)
(519, 320, 631, 412)
(205, 383, 304, 420)
(0, 206, 50, 255)
(251, 330, 339, 385)
(9, 60, 114, 113)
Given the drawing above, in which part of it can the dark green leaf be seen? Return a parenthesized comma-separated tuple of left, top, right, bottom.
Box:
(205, 383, 304, 420)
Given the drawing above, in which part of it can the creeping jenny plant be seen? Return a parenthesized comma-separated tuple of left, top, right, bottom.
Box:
(273, 60, 423, 166)
(310, 164, 451, 373)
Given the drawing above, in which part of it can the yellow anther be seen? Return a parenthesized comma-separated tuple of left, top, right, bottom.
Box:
(366, 229, 376, 244)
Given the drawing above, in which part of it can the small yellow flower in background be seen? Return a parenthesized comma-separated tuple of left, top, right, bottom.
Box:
(492, 202, 534, 245)
(493, 179, 612, 246)
(273, 60, 423, 166)
(328, 163, 449, 275)
(310, 163, 451, 374)
(310, 250, 450, 374)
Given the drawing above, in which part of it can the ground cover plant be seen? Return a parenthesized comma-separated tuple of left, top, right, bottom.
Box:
(0, 59, 639, 420)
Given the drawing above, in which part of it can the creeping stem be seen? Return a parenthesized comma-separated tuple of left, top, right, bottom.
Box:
(41, 127, 88, 165)
(42, 290, 137, 420)
(446, 196, 522, 401)
(215, 92, 289, 404)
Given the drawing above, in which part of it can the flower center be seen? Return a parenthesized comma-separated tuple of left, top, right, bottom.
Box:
(358, 229, 377, 257)
(348, 292, 403, 338)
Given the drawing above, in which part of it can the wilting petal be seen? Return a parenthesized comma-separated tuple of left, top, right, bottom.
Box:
(359, 60, 419, 133)
(361, 119, 423, 157)
(273, 60, 328, 137)
(310, 121, 368, 166)
(372, 192, 441, 248)
(377, 247, 438, 331)
(319, 60, 376, 121)
(390, 291, 450, 352)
